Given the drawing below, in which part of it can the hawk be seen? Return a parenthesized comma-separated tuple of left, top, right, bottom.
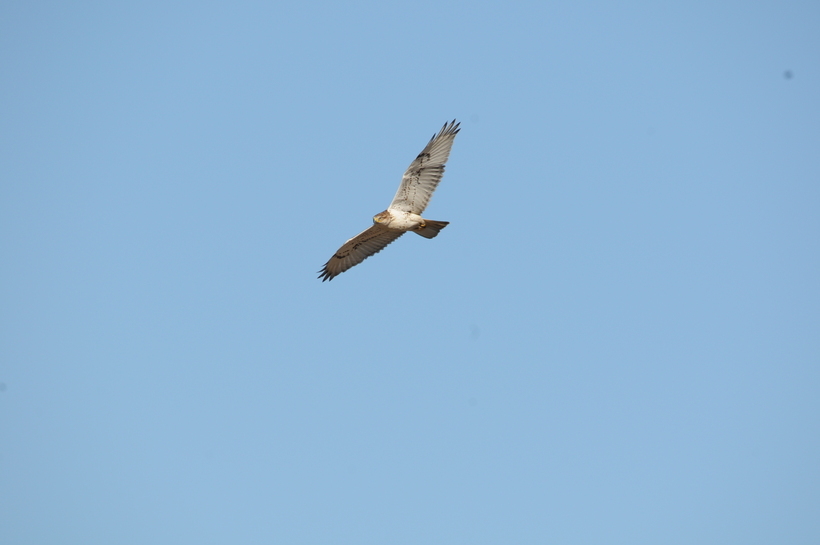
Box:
(318, 120, 460, 281)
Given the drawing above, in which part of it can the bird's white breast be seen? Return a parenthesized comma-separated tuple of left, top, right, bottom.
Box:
(385, 209, 424, 230)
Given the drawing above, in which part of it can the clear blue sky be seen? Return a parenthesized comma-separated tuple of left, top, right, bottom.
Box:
(2, 1, 818, 543)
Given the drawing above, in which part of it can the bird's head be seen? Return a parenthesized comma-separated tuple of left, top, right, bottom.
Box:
(373, 210, 392, 225)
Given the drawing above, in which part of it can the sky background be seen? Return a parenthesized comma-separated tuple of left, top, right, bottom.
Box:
(1, 1, 819, 543)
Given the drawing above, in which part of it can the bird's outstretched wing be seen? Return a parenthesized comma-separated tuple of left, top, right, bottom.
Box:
(389, 120, 460, 214)
(318, 225, 405, 281)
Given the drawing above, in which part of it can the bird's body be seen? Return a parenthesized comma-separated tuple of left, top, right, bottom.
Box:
(373, 209, 425, 230)
(319, 120, 460, 281)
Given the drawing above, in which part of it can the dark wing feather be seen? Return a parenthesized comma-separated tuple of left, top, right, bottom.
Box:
(318, 225, 405, 281)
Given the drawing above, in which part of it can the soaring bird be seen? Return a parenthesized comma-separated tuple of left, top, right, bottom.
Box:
(318, 120, 460, 281)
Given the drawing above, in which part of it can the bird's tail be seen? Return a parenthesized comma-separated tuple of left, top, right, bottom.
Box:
(414, 220, 449, 239)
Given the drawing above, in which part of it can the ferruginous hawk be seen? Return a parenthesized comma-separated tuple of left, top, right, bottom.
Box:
(318, 120, 460, 281)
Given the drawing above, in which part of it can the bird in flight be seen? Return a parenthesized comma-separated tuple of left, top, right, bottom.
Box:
(318, 120, 460, 281)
